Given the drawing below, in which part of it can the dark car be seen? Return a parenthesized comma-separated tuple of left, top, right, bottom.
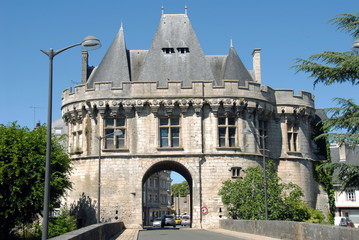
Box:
(339, 217, 355, 227)
(162, 215, 176, 228)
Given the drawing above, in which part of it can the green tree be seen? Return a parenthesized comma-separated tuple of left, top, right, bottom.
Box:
(292, 12, 359, 190)
(171, 181, 189, 197)
(0, 122, 72, 238)
(219, 162, 324, 222)
(48, 208, 77, 238)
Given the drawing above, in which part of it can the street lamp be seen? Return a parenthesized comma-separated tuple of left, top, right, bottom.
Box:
(40, 36, 101, 240)
(96, 129, 121, 223)
(243, 127, 268, 220)
(352, 39, 359, 49)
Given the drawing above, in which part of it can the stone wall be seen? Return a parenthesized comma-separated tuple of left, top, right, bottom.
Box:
(61, 79, 327, 229)
(49, 222, 124, 240)
(219, 219, 359, 240)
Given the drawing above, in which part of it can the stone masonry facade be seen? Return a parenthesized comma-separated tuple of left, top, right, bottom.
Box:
(61, 12, 329, 228)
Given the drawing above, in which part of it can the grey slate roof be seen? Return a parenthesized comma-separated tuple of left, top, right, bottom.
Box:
(87, 26, 130, 88)
(223, 47, 254, 86)
(87, 14, 254, 88)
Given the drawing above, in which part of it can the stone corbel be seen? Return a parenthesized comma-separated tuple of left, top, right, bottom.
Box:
(190, 99, 203, 116)
(150, 100, 160, 116)
(134, 100, 144, 115)
(223, 99, 234, 116)
(177, 99, 188, 116)
(163, 99, 174, 115)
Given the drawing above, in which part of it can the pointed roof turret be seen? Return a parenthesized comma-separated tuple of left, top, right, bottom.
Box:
(136, 14, 214, 86)
(223, 46, 253, 86)
(87, 25, 130, 88)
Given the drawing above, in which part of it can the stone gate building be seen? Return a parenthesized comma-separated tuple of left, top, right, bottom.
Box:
(61, 11, 328, 228)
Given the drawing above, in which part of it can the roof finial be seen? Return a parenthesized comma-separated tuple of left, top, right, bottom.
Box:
(230, 39, 233, 48)
(185, 5, 188, 15)
(120, 21, 123, 31)
(161, 6, 164, 15)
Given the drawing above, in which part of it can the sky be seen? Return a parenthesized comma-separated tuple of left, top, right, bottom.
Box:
(1, 0, 358, 184)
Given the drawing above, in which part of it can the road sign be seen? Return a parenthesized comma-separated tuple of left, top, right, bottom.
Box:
(201, 206, 208, 214)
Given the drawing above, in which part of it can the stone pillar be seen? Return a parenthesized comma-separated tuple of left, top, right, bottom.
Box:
(252, 48, 261, 84)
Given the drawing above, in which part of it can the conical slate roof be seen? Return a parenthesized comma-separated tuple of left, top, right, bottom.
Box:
(87, 26, 130, 88)
(86, 13, 255, 88)
(223, 46, 253, 85)
(136, 14, 215, 86)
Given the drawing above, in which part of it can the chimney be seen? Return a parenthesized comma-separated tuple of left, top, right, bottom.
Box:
(339, 144, 347, 161)
(252, 48, 261, 84)
(82, 50, 89, 84)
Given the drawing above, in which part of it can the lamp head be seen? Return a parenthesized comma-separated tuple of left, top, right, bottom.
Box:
(81, 35, 101, 50)
(352, 39, 359, 50)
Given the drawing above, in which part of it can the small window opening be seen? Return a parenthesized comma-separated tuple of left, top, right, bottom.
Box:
(231, 167, 241, 178)
(162, 48, 175, 54)
(177, 48, 189, 54)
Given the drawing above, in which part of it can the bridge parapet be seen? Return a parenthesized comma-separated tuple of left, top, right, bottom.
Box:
(219, 219, 359, 240)
(49, 222, 124, 240)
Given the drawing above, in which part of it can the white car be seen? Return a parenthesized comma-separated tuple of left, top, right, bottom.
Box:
(181, 215, 191, 226)
(152, 218, 162, 228)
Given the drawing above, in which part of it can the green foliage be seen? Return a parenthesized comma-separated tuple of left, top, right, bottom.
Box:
(329, 13, 359, 38)
(171, 181, 189, 197)
(48, 209, 77, 238)
(293, 51, 359, 86)
(292, 12, 359, 193)
(315, 98, 359, 145)
(320, 162, 359, 190)
(0, 122, 72, 238)
(292, 13, 359, 86)
(219, 162, 325, 222)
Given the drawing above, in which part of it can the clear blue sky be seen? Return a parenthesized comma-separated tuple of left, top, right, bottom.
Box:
(1, 0, 357, 184)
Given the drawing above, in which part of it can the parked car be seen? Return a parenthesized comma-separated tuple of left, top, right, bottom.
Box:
(163, 215, 176, 228)
(181, 215, 191, 226)
(339, 217, 355, 227)
(152, 218, 162, 228)
(175, 217, 182, 225)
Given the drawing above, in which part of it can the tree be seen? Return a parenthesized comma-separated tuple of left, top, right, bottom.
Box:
(0, 122, 72, 238)
(171, 181, 189, 197)
(292, 13, 359, 189)
(218, 162, 324, 222)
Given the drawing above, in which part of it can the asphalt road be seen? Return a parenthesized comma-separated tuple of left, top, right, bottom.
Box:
(138, 228, 248, 240)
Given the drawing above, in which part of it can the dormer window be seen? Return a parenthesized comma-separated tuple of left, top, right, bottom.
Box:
(162, 48, 175, 54)
(177, 47, 189, 54)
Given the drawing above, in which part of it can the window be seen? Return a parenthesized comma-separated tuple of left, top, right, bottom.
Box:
(177, 47, 189, 54)
(159, 117, 180, 147)
(71, 122, 83, 153)
(104, 117, 126, 149)
(162, 48, 175, 54)
(218, 116, 236, 147)
(287, 122, 299, 152)
(346, 190, 356, 201)
(258, 120, 268, 149)
(231, 167, 241, 178)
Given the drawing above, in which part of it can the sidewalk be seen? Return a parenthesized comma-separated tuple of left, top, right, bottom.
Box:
(111, 229, 139, 240)
(111, 228, 280, 240)
(206, 229, 280, 240)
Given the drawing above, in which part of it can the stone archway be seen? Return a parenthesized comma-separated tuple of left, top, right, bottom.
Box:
(141, 160, 193, 227)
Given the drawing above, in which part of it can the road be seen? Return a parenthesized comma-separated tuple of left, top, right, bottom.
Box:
(138, 227, 251, 240)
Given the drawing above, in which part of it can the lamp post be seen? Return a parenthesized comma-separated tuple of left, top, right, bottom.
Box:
(96, 129, 121, 223)
(352, 39, 359, 49)
(40, 36, 101, 240)
(243, 128, 268, 220)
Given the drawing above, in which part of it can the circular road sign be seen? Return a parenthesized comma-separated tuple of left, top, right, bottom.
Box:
(201, 206, 208, 214)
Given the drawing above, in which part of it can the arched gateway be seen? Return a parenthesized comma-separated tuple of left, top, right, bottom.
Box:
(61, 11, 329, 229)
(142, 161, 193, 227)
